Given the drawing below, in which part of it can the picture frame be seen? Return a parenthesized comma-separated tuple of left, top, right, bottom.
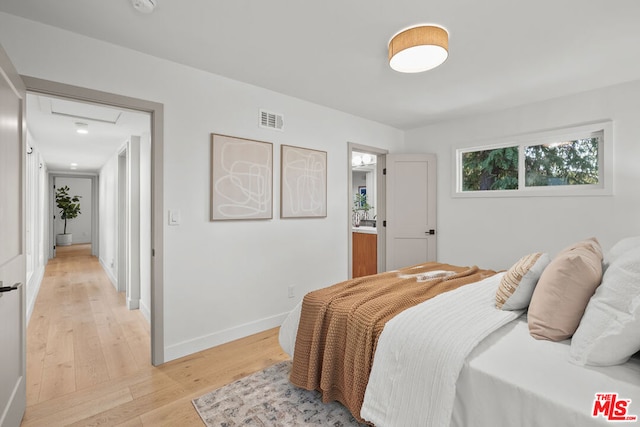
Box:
(210, 133, 273, 221)
(280, 144, 327, 218)
(358, 186, 367, 207)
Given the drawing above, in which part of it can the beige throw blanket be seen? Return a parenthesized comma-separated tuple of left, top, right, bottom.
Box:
(289, 262, 497, 423)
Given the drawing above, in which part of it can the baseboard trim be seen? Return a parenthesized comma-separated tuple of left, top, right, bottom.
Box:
(139, 299, 151, 322)
(127, 298, 140, 310)
(164, 312, 289, 362)
(26, 265, 45, 325)
(99, 257, 118, 289)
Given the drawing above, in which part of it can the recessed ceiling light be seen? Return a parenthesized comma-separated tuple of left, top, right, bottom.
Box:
(70, 163, 78, 170)
(75, 122, 88, 134)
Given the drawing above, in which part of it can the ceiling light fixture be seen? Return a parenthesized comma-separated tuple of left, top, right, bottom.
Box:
(75, 122, 89, 134)
(388, 25, 449, 73)
(352, 153, 376, 167)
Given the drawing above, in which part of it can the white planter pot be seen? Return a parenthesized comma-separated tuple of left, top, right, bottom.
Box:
(56, 233, 73, 246)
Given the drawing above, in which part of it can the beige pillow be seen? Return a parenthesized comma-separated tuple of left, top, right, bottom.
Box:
(528, 237, 603, 341)
(496, 252, 550, 310)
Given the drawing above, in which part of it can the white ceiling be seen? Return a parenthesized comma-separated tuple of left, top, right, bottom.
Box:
(4, 0, 640, 132)
(26, 93, 150, 173)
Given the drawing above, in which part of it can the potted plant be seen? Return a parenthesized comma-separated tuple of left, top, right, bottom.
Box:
(353, 193, 374, 226)
(55, 185, 82, 246)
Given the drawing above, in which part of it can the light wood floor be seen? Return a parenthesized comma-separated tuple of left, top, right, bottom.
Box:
(23, 244, 289, 426)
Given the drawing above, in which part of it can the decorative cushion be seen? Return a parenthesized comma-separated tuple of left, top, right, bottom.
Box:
(570, 246, 640, 366)
(603, 235, 640, 270)
(528, 237, 603, 341)
(496, 252, 550, 310)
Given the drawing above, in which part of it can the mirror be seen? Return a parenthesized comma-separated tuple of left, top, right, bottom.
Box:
(352, 151, 377, 227)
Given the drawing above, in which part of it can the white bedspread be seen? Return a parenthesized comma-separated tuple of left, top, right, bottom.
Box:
(453, 316, 640, 427)
(360, 272, 522, 427)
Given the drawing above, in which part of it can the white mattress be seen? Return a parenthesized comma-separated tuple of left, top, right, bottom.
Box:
(279, 300, 301, 357)
(453, 316, 640, 427)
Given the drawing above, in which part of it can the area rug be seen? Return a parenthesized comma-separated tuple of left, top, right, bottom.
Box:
(192, 360, 367, 426)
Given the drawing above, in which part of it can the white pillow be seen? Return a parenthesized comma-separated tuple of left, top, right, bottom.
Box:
(569, 246, 640, 366)
(603, 235, 640, 270)
(496, 252, 550, 310)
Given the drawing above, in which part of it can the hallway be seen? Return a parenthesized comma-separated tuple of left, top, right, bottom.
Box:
(22, 244, 287, 426)
(24, 244, 150, 424)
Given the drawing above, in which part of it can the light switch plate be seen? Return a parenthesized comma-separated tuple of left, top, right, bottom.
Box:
(168, 209, 180, 226)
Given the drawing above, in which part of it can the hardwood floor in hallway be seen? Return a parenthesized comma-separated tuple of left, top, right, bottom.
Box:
(23, 244, 289, 426)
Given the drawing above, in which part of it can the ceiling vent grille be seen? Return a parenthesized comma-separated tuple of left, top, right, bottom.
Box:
(259, 110, 284, 131)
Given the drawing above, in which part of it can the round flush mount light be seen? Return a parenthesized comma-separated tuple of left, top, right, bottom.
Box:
(132, 0, 157, 14)
(388, 25, 449, 73)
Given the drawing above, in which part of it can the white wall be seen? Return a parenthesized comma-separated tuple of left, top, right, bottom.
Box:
(99, 152, 118, 285)
(98, 135, 151, 320)
(140, 133, 152, 321)
(0, 12, 404, 361)
(25, 131, 49, 322)
(54, 177, 92, 243)
(405, 80, 640, 270)
(352, 171, 367, 200)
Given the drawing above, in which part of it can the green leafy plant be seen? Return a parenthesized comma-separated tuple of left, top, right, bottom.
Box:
(353, 193, 374, 219)
(462, 138, 599, 191)
(462, 147, 519, 191)
(55, 185, 81, 234)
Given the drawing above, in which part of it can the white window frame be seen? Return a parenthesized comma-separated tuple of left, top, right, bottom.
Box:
(453, 121, 613, 198)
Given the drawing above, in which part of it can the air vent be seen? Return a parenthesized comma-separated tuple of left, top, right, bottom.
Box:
(259, 110, 284, 131)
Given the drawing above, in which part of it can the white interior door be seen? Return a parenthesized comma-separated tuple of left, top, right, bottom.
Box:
(386, 154, 437, 270)
(0, 44, 27, 426)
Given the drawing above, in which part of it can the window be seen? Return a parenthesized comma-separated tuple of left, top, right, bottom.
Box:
(462, 146, 519, 191)
(524, 137, 599, 187)
(455, 122, 612, 197)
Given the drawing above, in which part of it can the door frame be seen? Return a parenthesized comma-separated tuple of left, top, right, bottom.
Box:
(23, 76, 166, 365)
(117, 138, 142, 309)
(117, 148, 128, 294)
(49, 173, 99, 259)
(347, 142, 388, 278)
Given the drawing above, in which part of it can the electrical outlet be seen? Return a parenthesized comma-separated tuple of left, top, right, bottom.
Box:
(288, 285, 295, 298)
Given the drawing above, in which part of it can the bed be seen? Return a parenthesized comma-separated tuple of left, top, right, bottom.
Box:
(278, 236, 640, 426)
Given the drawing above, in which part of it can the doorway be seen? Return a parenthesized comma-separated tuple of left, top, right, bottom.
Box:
(117, 137, 143, 310)
(23, 76, 165, 365)
(50, 174, 98, 260)
(347, 142, 388, 278)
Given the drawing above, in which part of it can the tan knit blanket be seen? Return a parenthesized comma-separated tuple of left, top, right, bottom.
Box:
(289, 262, 497, 423)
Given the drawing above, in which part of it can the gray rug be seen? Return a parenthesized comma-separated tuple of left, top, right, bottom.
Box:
(192, 361, 368, 426)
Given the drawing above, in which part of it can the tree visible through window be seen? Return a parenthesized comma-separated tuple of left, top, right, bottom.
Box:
(462, 147, 518, 191)
(457, 125, 607, 196)
(524, 138, 599, 187)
